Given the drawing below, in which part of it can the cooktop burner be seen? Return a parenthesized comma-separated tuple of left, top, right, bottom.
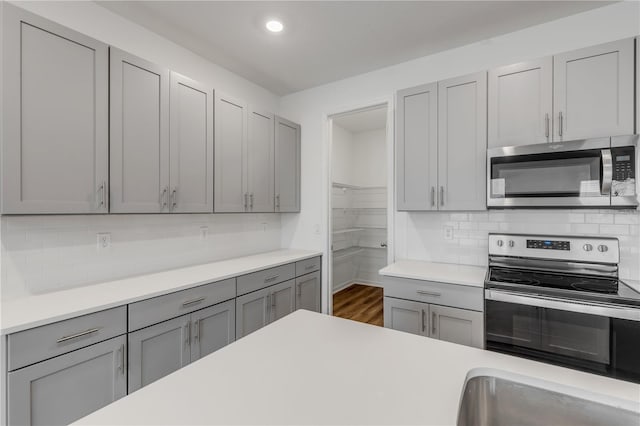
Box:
(488, 267, 619, 294)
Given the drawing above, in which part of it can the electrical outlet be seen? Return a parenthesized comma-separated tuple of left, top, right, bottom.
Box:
(444, 226, 454, 241)
(261, 222, 268, 232)
(314, 224, 321, 235)
(200, 226, 209, 240)
(96, 233, 111, 251)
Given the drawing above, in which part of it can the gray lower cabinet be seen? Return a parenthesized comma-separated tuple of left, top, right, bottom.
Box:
(236, 280, 296, 338)
(1, 4, 109, 214)
(128, 300, 235, 393)
(269, 280, 296, 322)
(274, 116, 301, 212)
(384, 297, 484, 349)
(8, 335, 126, 426)
(295, 271, 321, 312)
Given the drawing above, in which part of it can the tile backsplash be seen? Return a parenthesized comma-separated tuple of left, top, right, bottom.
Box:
(399, 209, 640, 281)
(1, 214, 281, 301)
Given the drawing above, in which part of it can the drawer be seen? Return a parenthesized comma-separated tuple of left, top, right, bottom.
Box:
(382, 276, 483, 312)
(295, 256, 321, 276)
(237, 263, 295, 296)
(129, 278, 236, 332)
(8, 306, 126, 371)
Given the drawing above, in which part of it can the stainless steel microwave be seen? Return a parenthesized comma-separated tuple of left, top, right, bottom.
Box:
(487, 135, 638, 208)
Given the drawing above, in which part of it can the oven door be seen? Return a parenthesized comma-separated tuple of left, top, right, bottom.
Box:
(487, 137, 612, 207)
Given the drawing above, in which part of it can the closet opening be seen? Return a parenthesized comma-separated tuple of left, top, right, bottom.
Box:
(328, 104, 390, 326)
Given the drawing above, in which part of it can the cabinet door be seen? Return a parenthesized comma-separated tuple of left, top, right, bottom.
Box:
(430, 305, 483, 349)
(553, 38, 634, 141)
(235, 287, 270, 338)
(215, 94, 247, 212)
(295, 271, 321, 313)
(1, 5, 109, 214)
(383, 297, 429, 337)
(270, 279, 296, 322)
(8, 336, 126, 426)
(488, 57, 553, 147)
(128, 315, 190, 393)
(169, 72, 214, 213)
(110, 48, 170, 213)
(396, 83, 438, 211)
(438, 72, 487, 211)
(247, 108, 275, 212)
(274, 116, 301, 212)
(190, 300, 235, 363)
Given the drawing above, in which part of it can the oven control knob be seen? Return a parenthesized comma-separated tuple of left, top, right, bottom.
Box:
(583, 244, 593, 252)
(598, 245, 608, 253)
(508, 240, 515, 248)
(496, 240, 504, 247)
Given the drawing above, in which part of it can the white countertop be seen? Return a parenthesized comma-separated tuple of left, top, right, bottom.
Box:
(0, 249, 321, 335)
(379, 260, 486, 287)
(74, 310, 640, 425)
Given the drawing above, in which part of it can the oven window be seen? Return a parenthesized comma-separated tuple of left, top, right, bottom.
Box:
(485, 301, 540, 350)
(491, 149, 602, 198)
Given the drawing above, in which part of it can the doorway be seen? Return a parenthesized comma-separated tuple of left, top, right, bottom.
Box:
(328, 104, 390, 326)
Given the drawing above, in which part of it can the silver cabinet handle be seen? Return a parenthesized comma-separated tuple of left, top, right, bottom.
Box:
(97, 181, 106, 209)
(416, 289, 441, 297)
(244, 193, 248, 211)
(118, 343, 125, 375)
(380, 242, 387, 248)
(271, 292, 276, 309)
(601, 149, 613, 195)
(194, 319, 200, 342)
(160, 187, 168, 209)
(305, 264, 315, 271)
(182, 296, 206, 308)
(432, 312, 437, 335)
(275, 194, 280, 211)
(184, 322, 191, 348)
(171, 188, 177, 210)
(440, 186, 445, 206)
(250, 193, 254, 210)
(296, 283, 302, 297)
(264, 275, 279, 283)
(421, 309, 426, 332)
(266, 293, 271, 321)
(558, 111, 563, 137)
(430, 187, 435, 207)
(545, 113, 550, 141)
(56, 327, 101, 343)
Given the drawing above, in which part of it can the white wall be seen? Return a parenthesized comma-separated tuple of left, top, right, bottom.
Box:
(0, 1, 284, 301)
(352, 129, 386, 188)
(279, 2, 640, 284)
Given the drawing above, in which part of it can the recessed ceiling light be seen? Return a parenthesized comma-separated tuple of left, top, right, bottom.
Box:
(265, 20, 284, 33)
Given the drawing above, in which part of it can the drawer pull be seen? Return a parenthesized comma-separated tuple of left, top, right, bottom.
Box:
(182, 297, 206, 307)
(56, 327, 101, 343)
(305, 264, 316, 270)
(416, 290, 441, 298)
(264, 275, 280, 283)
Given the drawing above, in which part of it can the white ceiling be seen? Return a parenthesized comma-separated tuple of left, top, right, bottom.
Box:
(98, 1, 613, 95)
(333, 107, 387, 134)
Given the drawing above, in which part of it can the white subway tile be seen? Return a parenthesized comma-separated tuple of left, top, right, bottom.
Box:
(599, 224, 630, 235)
(585, 213, 614, 224)
(614, 212, 640, 225)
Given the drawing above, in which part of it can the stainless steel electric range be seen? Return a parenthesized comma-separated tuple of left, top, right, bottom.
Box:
(484, 233, 640, 383)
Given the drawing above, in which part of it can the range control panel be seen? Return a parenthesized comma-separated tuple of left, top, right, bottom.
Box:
(489, 234, 619, 263)
(526, 239, 570, 251)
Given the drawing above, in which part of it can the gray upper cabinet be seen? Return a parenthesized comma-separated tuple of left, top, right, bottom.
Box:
(190, 300, 235, 362)
(247, 108, 275, 212)
(169, 72, 214, 213)
(553, 38, 634, 141)
(488, 57, 553, 147)
(429, 304, 483, 349)
(383, 297, 429, 337)
(437, 72, 487, 211)
(1, 5, 109, 214)
(274, 116, 301, 212)
(295, 271, 321, 313)
(396, 83, 438, 211)
(8, 335, 126, 426)
(215, 94, 248, 212)
(110, 48, 170, 213)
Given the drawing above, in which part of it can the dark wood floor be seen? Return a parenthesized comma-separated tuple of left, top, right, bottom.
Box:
(333, 284, 383, 326)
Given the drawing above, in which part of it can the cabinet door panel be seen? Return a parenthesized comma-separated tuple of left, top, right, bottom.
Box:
(2, 5, 108, 214)
(438, 72, 487, 211)
(383, 297, 429, 337)
(8, 336, 126, 426)
(554, 38, 634, 141)
(110, 48, 170, 213)
(396, 83, 438, 210)
(270, 280, 295, 322)
(274, 116, 301, 212)
(128, 315, 190, 393)
(191, 301, 235, 362)
(295, 271, 321, 313)
(236, 287, 270, 338)
(247, 108, 275, 212)
(430, 304, 484, 349)
(215, 95, 247, 212)
(488, 58, 553, 147)
(169, 72, 214, 213)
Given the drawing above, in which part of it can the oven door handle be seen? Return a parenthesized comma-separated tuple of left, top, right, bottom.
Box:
(601, 149, 613, 196)
(485, 289, 640, 322)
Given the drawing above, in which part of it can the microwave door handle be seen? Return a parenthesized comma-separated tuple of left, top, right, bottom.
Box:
(601, 149, 613, 195)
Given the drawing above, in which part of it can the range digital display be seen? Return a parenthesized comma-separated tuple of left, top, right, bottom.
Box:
(526, 239, 570, 250)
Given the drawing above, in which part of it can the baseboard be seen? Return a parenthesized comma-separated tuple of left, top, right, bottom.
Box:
(332, 279, 384, 294)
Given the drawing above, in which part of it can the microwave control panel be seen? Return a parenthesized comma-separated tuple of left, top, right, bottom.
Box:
(611, 146, 635, 181)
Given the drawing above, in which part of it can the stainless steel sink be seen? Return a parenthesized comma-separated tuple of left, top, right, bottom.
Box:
(457, 368, 640, 426)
